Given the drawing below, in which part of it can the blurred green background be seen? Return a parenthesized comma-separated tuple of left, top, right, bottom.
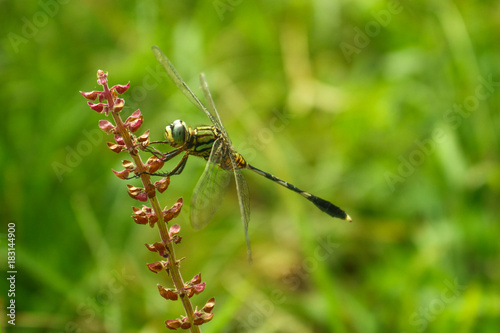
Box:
(1, 0, 499, 332)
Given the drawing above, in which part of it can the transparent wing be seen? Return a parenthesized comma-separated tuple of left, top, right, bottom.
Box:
(200, 73, 251, 259)
(229, 152, 252, 261)
(190, 139, 232, 230)
(152, 46, 219, 126)
(199, 73, 227, 138)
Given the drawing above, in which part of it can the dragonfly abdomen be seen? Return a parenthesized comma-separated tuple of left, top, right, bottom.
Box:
(219, 151, 247, 171)
(247, 164, 306, 194)
(246, 164, 351, 221)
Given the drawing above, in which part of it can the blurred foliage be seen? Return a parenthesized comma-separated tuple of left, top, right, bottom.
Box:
(1, 0, 499, 332)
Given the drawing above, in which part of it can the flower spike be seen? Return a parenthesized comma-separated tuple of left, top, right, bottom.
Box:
(82, 67, 214, 329)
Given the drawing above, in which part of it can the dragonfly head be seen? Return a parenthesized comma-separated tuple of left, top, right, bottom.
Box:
(165, 120, 189, 147)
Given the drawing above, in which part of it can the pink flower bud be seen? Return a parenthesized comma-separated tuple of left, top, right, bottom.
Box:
(80, 90, 100, 101)
(125, 110, 143, 132)
(136, 192, 148, 202)
(147, 156, 164, 174)
(180, 318, 191, 329)
(122, 160, 135, 170)
(113, 98, 125, 113)
(88, 102, 106, 113)
(154, 177, 170, 193)
(158, 285, 178, 301)
(169, 224, 181, 237)
(193, 282, 206, 294)
(112, 82, 130, 94)
(147, 261, 168, 273)
(112, 169, 130, 180)
(114, 134, 125, 145)
(137, 130, 150, 143)
(98, 120, 115, 134)
(168, 224, 182, 244)
(165, 319, 182, 329)
(97, 70, 108, 85)
(127, 185, 148, 202)
(202, 297, 215, 313)
(145, 242, 168, 257)
(148, 214, 158, 227)
(162, 198, 183, 222)
(193, 312, 214, 325)
(168, 317, 191, 330)
(132, 215, 148, 225)
(130, 109, 141, 118)
(127, 117, 143, 132)
(107, 142, 124, 153)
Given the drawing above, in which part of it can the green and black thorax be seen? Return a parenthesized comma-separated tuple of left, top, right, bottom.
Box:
(165, 119, 247, 170)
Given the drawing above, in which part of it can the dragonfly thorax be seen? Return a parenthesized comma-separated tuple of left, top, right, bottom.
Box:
(165, 119, 191, 147)
(165, 120, 221, 160)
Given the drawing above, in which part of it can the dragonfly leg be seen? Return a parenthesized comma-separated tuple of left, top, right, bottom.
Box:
(144, 145, 184, 162)
(125, 149, 189, 179)
(165, 152, 189, 176)
(142, 144, 164, 160)
(149, 152, 190, 177)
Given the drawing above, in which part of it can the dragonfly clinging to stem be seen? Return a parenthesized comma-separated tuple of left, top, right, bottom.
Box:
(148, 46, 352, 260)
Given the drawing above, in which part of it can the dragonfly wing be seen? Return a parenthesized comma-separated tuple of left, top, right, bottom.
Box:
(229, 152, 252, 261)
(152, 46, 214, 120)
(199, 73, 228, 138)
(190, 139, 231, 230)
(200, 72, 251, 258)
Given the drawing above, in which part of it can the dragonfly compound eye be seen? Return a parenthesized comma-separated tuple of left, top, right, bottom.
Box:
(165, 119, 188, 147)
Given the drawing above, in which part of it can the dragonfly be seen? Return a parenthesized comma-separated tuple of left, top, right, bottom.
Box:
(149, 46, 352, 260)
